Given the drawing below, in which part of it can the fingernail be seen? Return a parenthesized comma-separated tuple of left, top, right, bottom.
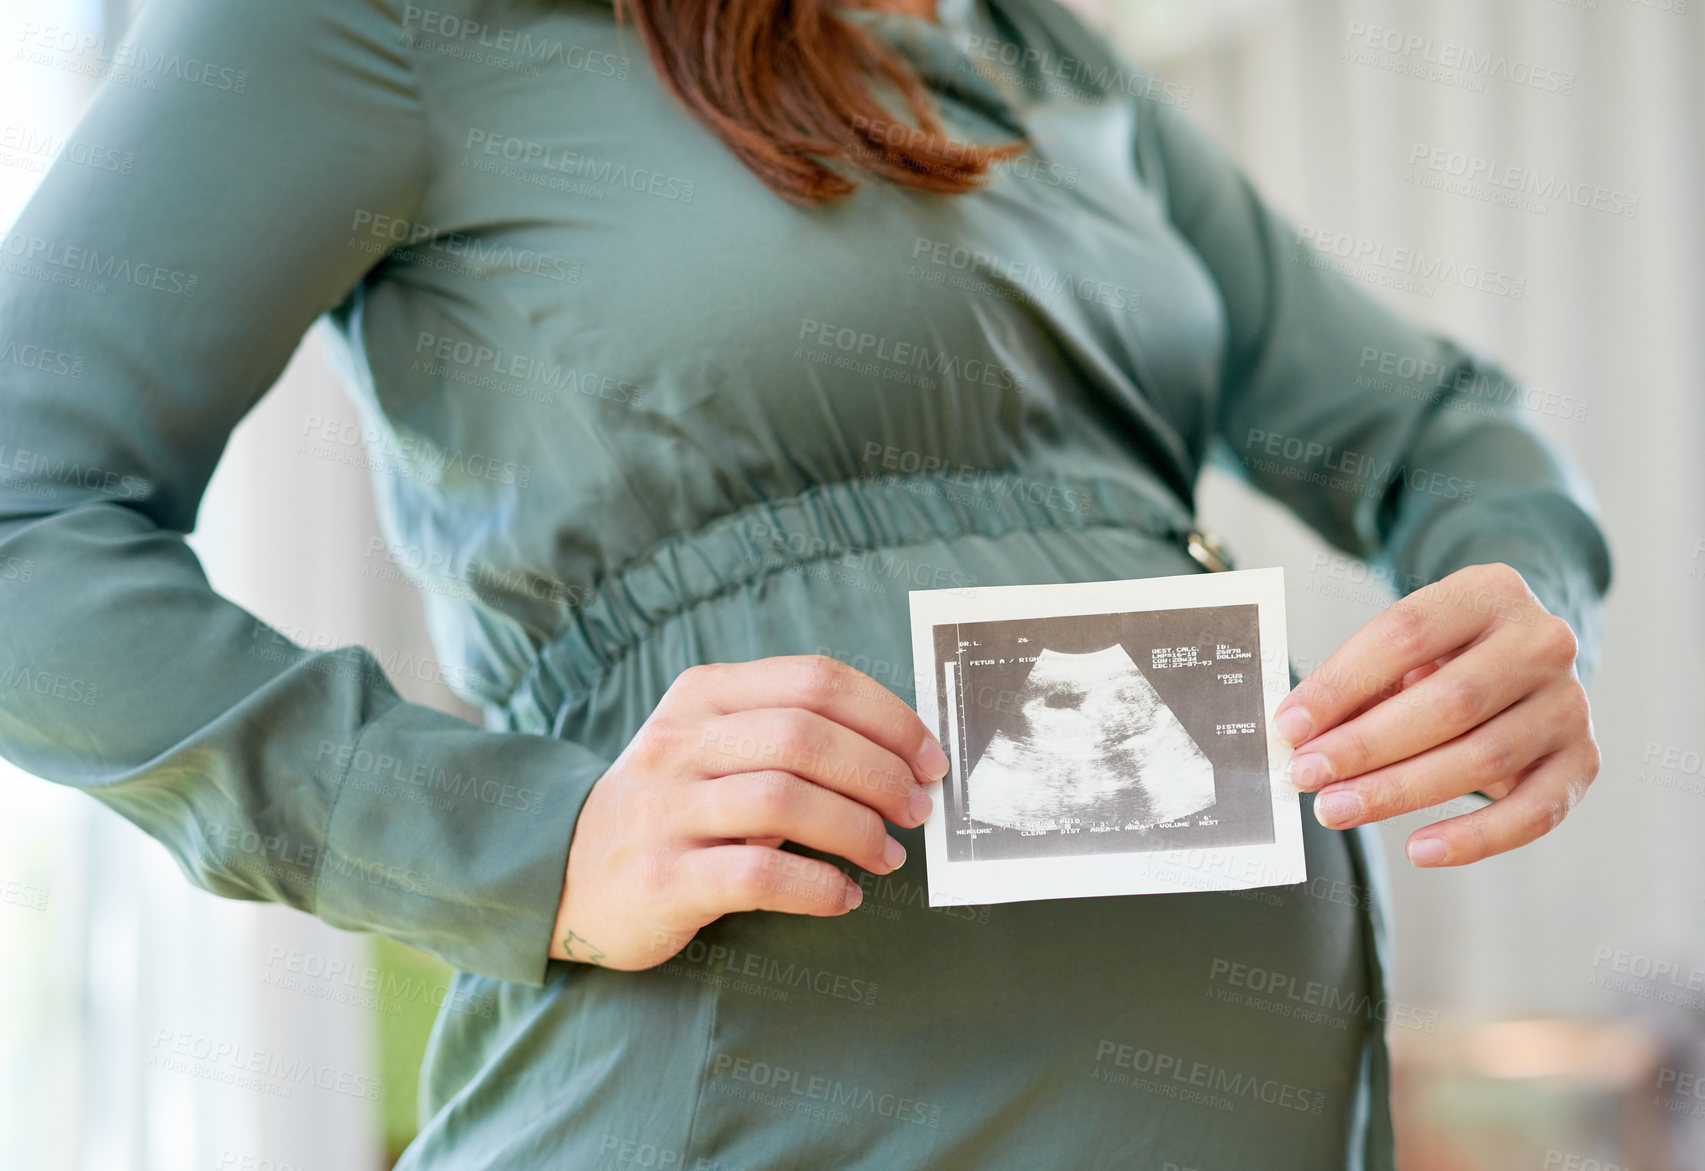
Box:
(843, 878, 864, 910)
(882, 836, 907, 871)
(1408, 838, 1448, 867)
(916, 735, 950, 781)
(1289, 753, 1330, 790)
(1275, 707, 1313, 746)
(909, 785, 934, 825)
(1314, 789, 1362, 828)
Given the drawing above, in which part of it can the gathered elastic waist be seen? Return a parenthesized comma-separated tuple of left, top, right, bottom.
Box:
(495, 469, 1203, 737)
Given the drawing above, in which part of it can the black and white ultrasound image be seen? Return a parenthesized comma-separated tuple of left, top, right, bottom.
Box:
(932, 605, 1275, 863)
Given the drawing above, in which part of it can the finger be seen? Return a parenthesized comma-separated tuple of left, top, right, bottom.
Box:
(698, 708, 929, 827)
(1287, 623, 1552, 791)
(669, 656, 948, 783)
(692, 770, 905, 876)
(674, 844, 863, 917)
(1309, 685, 1577, 829)
(1401, 660, 1444, 689)
(1335, 652, 1449, 725)
(1274, 565, 1526, 746)
(1339, 677, 1406, 725)
(1402, 747, 1597, 867)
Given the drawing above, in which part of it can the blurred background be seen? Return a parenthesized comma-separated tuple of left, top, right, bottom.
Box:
(1, 0, 1700, 1167)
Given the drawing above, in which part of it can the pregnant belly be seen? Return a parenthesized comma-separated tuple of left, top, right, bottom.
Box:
(521, 522, 1381, 1169)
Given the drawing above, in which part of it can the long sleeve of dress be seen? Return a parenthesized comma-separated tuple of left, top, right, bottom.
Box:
(1139, 101, 1614, 683)
(0, 0, 608, 987)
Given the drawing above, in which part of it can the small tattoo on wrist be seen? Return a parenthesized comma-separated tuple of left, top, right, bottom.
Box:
(561, 930, 606, 964)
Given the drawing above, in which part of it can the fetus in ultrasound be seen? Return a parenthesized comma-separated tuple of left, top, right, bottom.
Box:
(962, 644, 1216, 832)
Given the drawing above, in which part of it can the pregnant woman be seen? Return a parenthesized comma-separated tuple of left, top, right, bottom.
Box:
(0, 0, 1610, 1166)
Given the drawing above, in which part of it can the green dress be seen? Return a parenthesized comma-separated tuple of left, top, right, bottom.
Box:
(0, 0, 1611, 1165)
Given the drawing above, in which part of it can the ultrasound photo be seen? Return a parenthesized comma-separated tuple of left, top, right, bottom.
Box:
(909, 569, 1304, 906)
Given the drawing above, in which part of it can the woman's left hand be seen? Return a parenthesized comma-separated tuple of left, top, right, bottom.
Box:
(1272, 562, 1600, 867)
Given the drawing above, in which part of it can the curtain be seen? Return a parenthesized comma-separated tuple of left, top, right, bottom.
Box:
(1117, 0, 1705, 1032)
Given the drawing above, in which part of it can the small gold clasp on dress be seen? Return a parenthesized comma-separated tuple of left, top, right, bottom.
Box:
(1185, 529, 1233, 573)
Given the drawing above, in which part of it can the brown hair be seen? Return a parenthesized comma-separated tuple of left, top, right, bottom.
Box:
(610, 0, 1029, 205)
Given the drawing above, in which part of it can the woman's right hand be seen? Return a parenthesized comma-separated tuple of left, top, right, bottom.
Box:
(548, 655, 949, 970)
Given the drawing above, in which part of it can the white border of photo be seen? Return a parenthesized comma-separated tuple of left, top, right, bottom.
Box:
(908, 567, 1304, 907)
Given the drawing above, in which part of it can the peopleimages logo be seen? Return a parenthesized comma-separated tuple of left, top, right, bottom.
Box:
(297, 413, 534, 489)
(16, 22, 250, 92)
(1092, 1040, 1327, 1114)
(1355, 346, 1589, 423)
(411, 330, 645, 406)
(0, 123, 133, 174)
(961, 36, 1191, 107)
(1296, 226, 1526, 301)
(463, 129, 696, 202)
(315, 739, 547, 815)
(401, 5, 633, 79)
(0, 444, 147, 499)
(0, 337, 84, 378)
(708, 1054, 944, 1128)
(1342, 22, 1576, 95)
(1207, 958, 1441, 1033)
(148, 1028, 381, 1101)
(909, 236, 1145, 315)
(1407, 141, 1640, 219)
(663, 938, 880, 1006)
(860, 443, 1091, 517)
(1242, 428, 1476, 504)
(348, 210, 579, 282)
(0, 230, 198, 296)
(795, 318, 1029, 394)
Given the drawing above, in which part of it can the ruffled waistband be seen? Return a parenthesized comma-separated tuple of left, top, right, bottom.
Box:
(494, 469, 1207, 737)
